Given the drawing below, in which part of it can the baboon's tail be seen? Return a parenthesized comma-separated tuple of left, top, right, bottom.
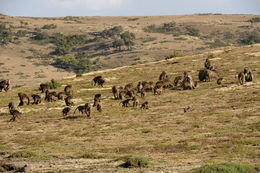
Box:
(73, 108, 78, 114)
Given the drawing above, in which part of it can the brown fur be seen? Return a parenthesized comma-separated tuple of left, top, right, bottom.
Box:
(93, 76, 105, 87)
(140, 101, 149, 109)
(8, 102, 15, 111)
(204, 58, 212, 69)
(96, 103, 102, 112)
(244, 67, 253, 82)
(57, 92, 67, 100)
(132, 96, 139, 107)
(64, 85, 73, 95)
(159, 71, 168, 81)
(182, 72, 196, 90)
(0, 79, 10, 92)
(45, 90, 56, 102)
(65, 95, 74, 106)
(140, 88, 146, 98)
(112, 86, 119, 99)
(199, 68, 218, 82)
(217, 78, 223, 85)
(85, 103, 91, 118)
(62, 107, 71, 116)
(120, 99, 131, 107)
(9, 109, 21, 122)
(154, 86, 163, 95)
(18, 93, 30, 106)
(174, 76, 183, 87)
(238, 72, 246, 85)
(39, 83, 48, 93)
(31, 94, 41, 104)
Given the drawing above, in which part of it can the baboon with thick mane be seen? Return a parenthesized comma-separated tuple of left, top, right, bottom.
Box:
(159, 71, 168, 81)
(140, 101, 149, 109)
(0, 79, 10, 92)
(93, 76, 105, 87)
(142, 81, 153, 92)
(31, 94, 41, 104)
(244, 67, 253, 82)
(39, 83, 48, 93)
(65, 95, 74, 106)
(199, 69, 218, 82)
(18, 93, 30, 106)
(64, 85, 73, 95)
(182, 72, 196, 90)
(62, 107, 71, 116)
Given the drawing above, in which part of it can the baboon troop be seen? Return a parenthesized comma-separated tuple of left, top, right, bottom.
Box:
(31, 94, 41, 104)
(0, 79, 10, 92)
(238, 67, 253, 85)
(93, 76, 105, 87)
(18, 93, 30, 106)
(140, 101, 149, 109)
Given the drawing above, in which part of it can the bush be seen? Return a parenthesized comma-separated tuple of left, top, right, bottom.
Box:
(42, 24, 57, 29)
(189, 162, 257, 173)
(0, 23, 13, 45)
(31, 31, 49, 40)
(165, 51, 180, 60)
(143, 22, 176, 34)
(248, 17, 260, 23)
(186, 27, 200, 37)
(121, 156, 150, 168)
(8, 150, 36, 158)
(239, 31, 260, 45)
(100, 26, 123, 39)
(46, 79, 61, 89)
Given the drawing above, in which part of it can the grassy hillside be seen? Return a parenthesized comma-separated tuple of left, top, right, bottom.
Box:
(0, 44, 259, 172)
(0, 14, 260, 86)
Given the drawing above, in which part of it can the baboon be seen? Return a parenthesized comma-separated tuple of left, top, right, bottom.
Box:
(155, 81, 164, 89)
(140, 88, 146, 98)
(62, 107, 71, 116)
(182, 72, 195, 90)
(74, 105, 86, 114)
(132, 96, 139, 107)
(8, 102, 15, 111)
(204, 58, 212, 69)
(0, 79, 10, 92)
(120, 99, 131, 107)
(244, 67, 253, 82)
(93, 76, 105, 87)
(31, 94, 41, 104)
(119, 90, 126, 100)
(174, 76, 183, 87)
(9, 109, 21, 122)
(198, 69, 218, 82)
(93, 94, 101, 107)
(124, 83, 134, 91)
(65, 95, 74, 106)
(39, 83, 48, 93)
(64, 85, 73, 95)
(140, 101, 149, 109)
(238, 72, 246, 85)
(96, 103, 102, 112)
(217, 78, 223, 85)
(85, 103, 91, 118)
(142, 81, 153, 92)
(137, 81, 143, 93)
(125, 89, 136, 98)
(18, 93, 30, 106)
(184, 106, 191, 113)
(57, 92, 67, 100)
(45, 90, 56, 102)
(154, 86, 163, 95)
(159, 71, 168, 81)
(112, 86, 119, 99)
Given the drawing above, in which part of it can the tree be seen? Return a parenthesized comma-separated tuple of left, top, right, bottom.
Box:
(113, 38, 124, 51)
(121, 31, 136, 49)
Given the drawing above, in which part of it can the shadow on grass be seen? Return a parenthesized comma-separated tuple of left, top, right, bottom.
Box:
(61, 115, 83, 120)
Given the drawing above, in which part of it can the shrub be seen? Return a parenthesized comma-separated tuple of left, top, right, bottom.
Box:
(239, 31, 260, 45)
(165, 51, 180, 60)
(186, 27, 200, 37)
(42, 24, 57, 29)
(248, 17, 260, 23)
(100, 26, 123, 39)
(143, 22, 176, 34)
(80, 152, 102, 159)
(46, 79, 61, 89)
(121, 156, 150, 168)
(31, 31, 49, 40)
(0, 23, 13, 45)
(189, 162, 257, 173)
(8, 150, 36, 158)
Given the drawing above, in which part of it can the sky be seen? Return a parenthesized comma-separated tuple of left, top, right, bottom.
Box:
(0, 0, 259, 17)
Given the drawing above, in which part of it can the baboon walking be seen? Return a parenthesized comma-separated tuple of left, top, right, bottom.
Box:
(9, 109, 21, 122)
(140, 101, 149, 109)
(132, 96, 139, 107)
(85, 103, 91, 118)
(18, 93, 30, 106)
(96, 103, 102, 112)
(74, 105, 86, 114)
(31, 94, 41, 104)
(62, 107, 71, 116)
(39, 83, 48, 93)
(8, 102, 15, 111)
(120, 99, 131, 107)
(65, 96, 74, 106)
(93, 76, 105, 87)
(93, 94, 101, 107)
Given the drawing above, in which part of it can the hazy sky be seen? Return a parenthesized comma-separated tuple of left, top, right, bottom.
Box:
(0, 0, 259, 17)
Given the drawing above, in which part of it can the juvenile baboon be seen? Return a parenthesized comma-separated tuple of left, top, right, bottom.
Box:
(137, 81, 143, 93)
(31, 94, 41, 104)
(184, 106, 191, 113)
(112, 86, 119, 99)
(93, 94, 101, 107)
(140, 88, 146, 98)
(238, 72, 246, 85)
(96, 102, 102, 112)
(204, 58, 212, 69)
(120, 99, 131, 107)
(39, 83, 48, 93)
(174, 76, 183, 87)
(65, 95, 74, 106)
(140, 101, 149, 109)
(64, 85, 73, 95)
(154, 86, 163, 95)
(159, 71, 168, 81)
(85, 103, 91, 118)
(45, 90, 56, 102)
(9, 109, 21, 122)
(8, 102, 15, 111)
(57, 92, 67, 100)
(62, 107, 71, 116)
(217, 78, 223, 85)
(244, 67, 253, 82)
(93, 76, 105, 87)
(18, 93, 30, 106)
(132, 96, 139, 107)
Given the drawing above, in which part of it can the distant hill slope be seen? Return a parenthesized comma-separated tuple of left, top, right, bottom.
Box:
(0, 14, 260, 86)
(0, 44, 259, 172)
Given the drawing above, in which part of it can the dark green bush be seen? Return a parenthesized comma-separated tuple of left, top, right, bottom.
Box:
(189, 162, 257, 173)
(239, 31, 260, 45)
(143, 22, 176, 34)
(165, 51, 180, 60)
(42, 24, 57, 29)
(186, 27, 200, 37)
(248, 17, 260, 23)
(46, 79, 61, 89)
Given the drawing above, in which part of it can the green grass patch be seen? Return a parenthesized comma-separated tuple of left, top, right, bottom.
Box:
(120, 156, 151, 168)
(8, 150, 36, 158)
(79, 152, 102, 159)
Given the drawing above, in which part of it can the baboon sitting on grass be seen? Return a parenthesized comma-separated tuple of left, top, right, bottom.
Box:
(18, 93, 30, 106)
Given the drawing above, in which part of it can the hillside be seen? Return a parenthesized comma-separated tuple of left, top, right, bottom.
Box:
(0, 14, 260, 86)
(0, 44, 259, 172)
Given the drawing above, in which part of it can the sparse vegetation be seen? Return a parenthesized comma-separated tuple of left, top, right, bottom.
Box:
(42, 24, 57, 29)
(165, 51, 180, 59)
(45, 79, 61, 89)
(248, 17, 260, 23)
(0, 23, 13, 45)
(121, 156, 151, 168)
(8, 150, 36, 158)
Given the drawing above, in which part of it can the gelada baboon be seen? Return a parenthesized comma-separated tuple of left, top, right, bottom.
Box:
(184, 106, 191, 113)
(18, 93, 30, 106)
(142, 81, 153, 92)
(62, 107, 71, 116)
(93, 94, 101, 107)
(124, 83, 134, 91)
(92, 76, 105, 87)
(174, 76, 183, 87)
(198, 69, 218, 82)
(159, 71, 168, 81)
(154, 86, 163, 95)
(217, 78, 223, 85)
(31, 94, 41, 104)
(140, 88, 146, 98)
(120, 99, 131, 107)
(58, 92, 67, 100)
(96, 102, 102, 112)
(85, 103, 91, 118)
(182, 72, 196, 90)
(39, 83, 48, 93)
(119, 90, 126, 100)
(238, 72, 246, 85)
(65, 95, 74, 106)
(132, 96, 139, 107)
(140, 101, 149, 109)
(74, 105, 86, 114)
(112, 86, 119, 100)
(8, 102, 15, 111)
(204, 58, 211, 69)
(9, 109, 21, 122)
(244, 67, 253, 82)
(0, 79, 10, 92)
(137, 81, 143, 93)
(64, 85, 73, 95)
(45, 90, 56, 102)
